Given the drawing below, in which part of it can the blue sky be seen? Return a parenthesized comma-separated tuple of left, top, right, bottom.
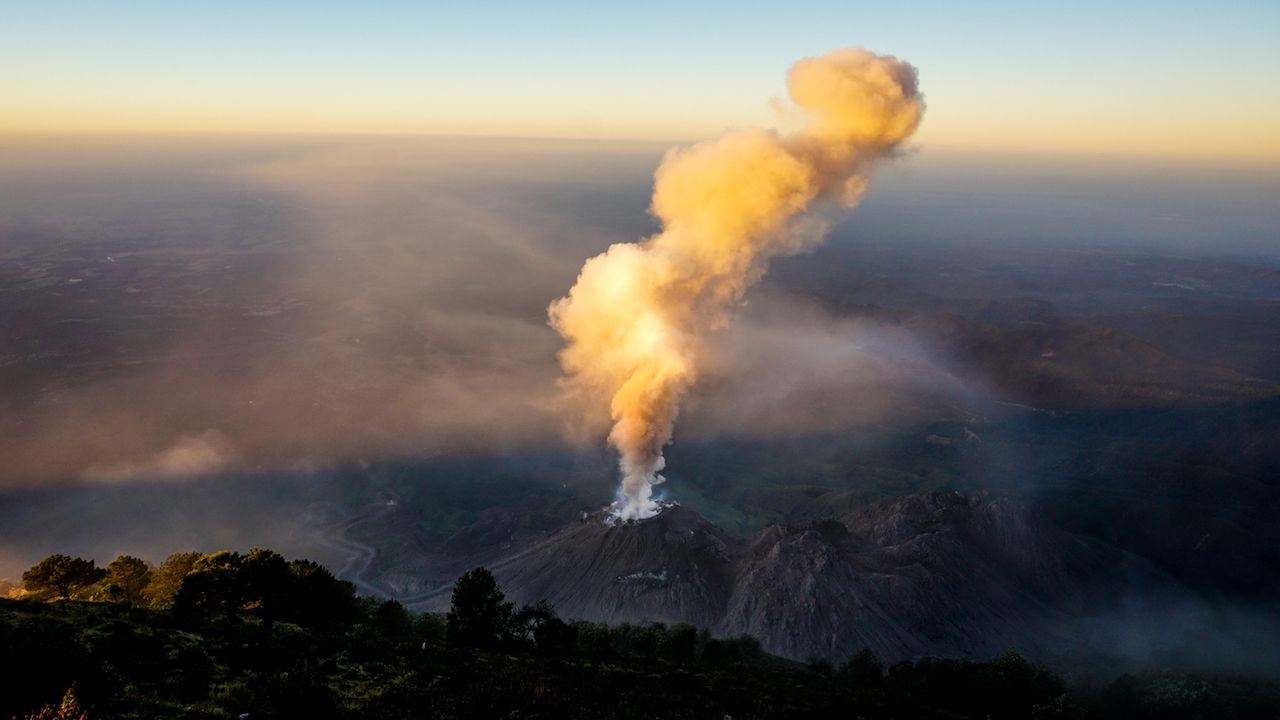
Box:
(3, 1, 1278, 159)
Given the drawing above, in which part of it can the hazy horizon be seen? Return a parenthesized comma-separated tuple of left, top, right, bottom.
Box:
(4, 135, 1278, 493)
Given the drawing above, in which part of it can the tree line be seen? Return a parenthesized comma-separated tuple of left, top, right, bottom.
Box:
(18, 550, 359, 632)
(6, 552, 1280, 720)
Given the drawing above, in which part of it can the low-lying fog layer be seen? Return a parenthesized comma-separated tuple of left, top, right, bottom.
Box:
(0, 139, 885, 486)
(2, 137, 1276, 490)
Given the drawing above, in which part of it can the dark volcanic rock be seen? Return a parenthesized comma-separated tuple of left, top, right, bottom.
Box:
(489, 503, 737, 628)
(723, 492, 1157, 661)
(412, 491, 1196, 663)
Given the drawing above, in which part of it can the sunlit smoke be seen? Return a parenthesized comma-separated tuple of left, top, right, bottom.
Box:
(548, 47, 925, 520)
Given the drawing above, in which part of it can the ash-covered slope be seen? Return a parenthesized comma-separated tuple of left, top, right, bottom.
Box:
(488, 503, 737, 628)
(723, 492, 1187, 661)
(414, 491, 1197, 663)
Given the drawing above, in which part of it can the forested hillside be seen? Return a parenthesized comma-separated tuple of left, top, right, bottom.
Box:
(4, 551, 1280, 719)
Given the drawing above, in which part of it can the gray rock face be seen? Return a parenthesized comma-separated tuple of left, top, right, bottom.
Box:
(489, 503, 737, 629)
(725, 493, 1151, 661)
(423, 491, 1196, 662)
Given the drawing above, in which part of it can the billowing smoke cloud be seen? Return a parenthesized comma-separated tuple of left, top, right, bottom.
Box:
(548, 48, 925, 519)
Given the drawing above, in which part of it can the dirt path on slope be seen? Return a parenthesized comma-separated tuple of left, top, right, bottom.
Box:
(301, 494, 400, 599)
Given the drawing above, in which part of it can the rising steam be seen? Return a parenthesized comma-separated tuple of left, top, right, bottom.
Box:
(548, 48, 925, 519)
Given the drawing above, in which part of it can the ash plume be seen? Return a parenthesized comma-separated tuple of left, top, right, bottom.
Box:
(548, 48, 925, 519)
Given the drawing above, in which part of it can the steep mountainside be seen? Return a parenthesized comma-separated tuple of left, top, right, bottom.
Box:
(409, 492, 1200, 663)
(725, 493, 1185, 661)
(488, 504, 736, 629)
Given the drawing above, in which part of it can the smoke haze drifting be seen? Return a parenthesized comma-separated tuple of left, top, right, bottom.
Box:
(4, 128, 1271, 497)
(549, 48, 925, 519)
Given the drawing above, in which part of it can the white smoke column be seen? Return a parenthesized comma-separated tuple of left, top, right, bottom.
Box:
(549, 47, 924, 519)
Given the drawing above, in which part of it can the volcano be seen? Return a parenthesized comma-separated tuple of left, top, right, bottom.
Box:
(487, 502, 737, 629)
(407, 491, 1199, 663)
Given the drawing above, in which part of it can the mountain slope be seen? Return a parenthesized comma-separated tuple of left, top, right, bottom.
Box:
(416, 491, 1200, 663)
(488, 504, 737, 629)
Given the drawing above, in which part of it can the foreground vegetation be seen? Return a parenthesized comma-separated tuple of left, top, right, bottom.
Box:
(4, 551, 1280, 719)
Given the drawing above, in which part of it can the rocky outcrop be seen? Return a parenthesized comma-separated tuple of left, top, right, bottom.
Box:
(724, 492, 1155, 661)
(488, 503, 737, 629)
(410, 491, 1196, 663)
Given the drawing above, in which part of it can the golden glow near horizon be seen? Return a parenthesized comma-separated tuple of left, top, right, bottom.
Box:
(5, 106, 1276, 165)
(5, 82, 1277, 163)
(3, 3, 1277, 163)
